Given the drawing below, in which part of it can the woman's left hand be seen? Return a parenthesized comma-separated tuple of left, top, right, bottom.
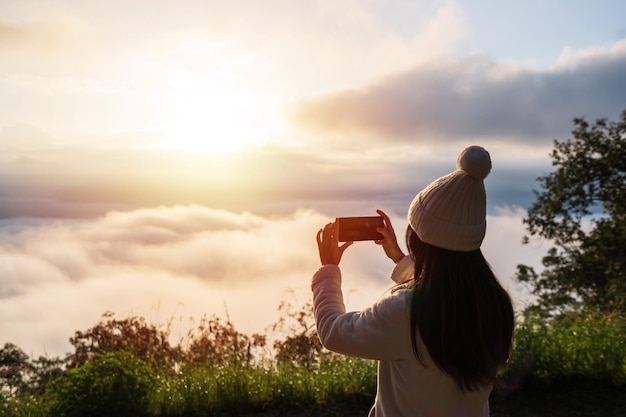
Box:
(316, 221, 353, 266)
(374, 209, 405, 263)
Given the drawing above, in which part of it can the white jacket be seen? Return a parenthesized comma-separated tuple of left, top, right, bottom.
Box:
(312, 257, 491, 417)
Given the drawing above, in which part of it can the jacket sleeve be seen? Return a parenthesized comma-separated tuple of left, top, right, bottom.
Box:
(390, 255, 414, 284)
(311, 264, 411, 361)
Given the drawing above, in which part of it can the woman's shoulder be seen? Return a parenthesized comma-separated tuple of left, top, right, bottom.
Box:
(375, 282, 414, 316)
(390, 280, 415, 295)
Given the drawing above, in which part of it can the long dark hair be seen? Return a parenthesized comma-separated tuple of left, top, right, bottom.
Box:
(407, 226, 514, 391)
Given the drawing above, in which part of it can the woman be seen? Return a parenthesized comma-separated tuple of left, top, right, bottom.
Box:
(313, 146, 514, 417)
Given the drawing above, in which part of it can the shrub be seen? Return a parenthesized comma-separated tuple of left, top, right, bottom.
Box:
(501, 312, 626, 391)
(47, 351, 155, 417)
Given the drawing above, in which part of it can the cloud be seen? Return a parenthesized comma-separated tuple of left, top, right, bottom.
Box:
(291, 40, 626, 143)
(0, 251, 67, 298)
(0, 206, 328, 357)
(0, 128, 549, 223)
(0, 0, 470, 116)
(0, 13, 81, 50)
(0, 205, 323, 289)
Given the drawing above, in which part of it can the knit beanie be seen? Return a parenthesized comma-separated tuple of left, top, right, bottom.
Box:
(407, 146, 491, 251)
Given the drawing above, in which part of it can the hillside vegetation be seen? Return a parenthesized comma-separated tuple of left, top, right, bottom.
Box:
(1, 301, 625, 417)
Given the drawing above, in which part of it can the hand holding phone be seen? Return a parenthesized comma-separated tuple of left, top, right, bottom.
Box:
(317, 221, 353, 266)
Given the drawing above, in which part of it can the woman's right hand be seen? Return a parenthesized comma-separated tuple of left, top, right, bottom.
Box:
(317, 221, 353, 266)
(374, 209, 406, 264)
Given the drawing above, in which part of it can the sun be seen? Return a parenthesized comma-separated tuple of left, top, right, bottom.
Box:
(158, 71, 284, 154)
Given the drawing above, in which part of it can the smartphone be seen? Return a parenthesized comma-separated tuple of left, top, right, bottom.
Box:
(336, 216, 384, 242)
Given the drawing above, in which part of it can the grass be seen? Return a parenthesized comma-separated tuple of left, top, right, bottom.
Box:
(148, 357, 377, 417)
(501, 312, 626, 390)
(488, 311, 626, 417)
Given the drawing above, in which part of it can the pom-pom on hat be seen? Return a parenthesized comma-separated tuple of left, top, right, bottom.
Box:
(407, 146, 492, 251)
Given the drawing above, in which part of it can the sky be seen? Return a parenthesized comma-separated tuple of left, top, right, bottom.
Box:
(1, 0, 625, 359)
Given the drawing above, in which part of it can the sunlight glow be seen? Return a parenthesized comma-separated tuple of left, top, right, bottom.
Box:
(158, 70, 284, 154)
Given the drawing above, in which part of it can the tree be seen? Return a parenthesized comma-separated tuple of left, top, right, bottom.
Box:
(0, 343, 65, 399)
(271, 300, 324, 369)
(517, 109, 626, 315)
(0, 343, 31, 395)
(183, 314, 266, 367)
(68, 312, 181, 368)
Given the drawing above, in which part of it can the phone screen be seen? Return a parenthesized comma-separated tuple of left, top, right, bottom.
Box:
(336, 216, 384, 242)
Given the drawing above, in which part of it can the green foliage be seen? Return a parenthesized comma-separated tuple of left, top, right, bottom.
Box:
(501, 312, 626, 391)
(518, 109, 626, 314)
(0, 393, 49, 417)
(2, 300, 625, 416)
(47, 351, 155, 417)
